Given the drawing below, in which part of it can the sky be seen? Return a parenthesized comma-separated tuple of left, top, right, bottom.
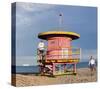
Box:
(13, 2, 97, 66)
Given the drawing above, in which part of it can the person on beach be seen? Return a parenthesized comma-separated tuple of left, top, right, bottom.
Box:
(88, 56, 96, 72)
(37, 40, 45, 60)
(37, 40, 45, 75)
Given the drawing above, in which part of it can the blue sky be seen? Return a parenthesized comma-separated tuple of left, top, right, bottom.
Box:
(14, 2, 97, 66)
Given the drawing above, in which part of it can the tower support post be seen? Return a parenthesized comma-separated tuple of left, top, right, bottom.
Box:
(73, 63, 77, 75)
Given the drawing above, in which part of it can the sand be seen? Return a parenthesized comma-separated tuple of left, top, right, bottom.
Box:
(14, 68, 97, 87)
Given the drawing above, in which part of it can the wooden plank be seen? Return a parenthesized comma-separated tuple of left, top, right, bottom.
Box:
(45, 59, 79, 63)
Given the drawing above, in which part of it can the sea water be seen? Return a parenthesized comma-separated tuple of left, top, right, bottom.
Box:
(12, 62, 96, 74)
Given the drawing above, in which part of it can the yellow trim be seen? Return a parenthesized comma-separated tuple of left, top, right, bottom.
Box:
(38, 31, 80, 40)
(45, 59, 79, 63)
(53, 72, 76, 76)
(39, 31, 80, 37)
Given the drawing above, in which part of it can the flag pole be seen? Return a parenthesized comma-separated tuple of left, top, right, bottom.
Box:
(59, 13, 63, 29)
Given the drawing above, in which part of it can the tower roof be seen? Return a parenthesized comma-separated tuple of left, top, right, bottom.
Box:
(38, 31, 80, 40)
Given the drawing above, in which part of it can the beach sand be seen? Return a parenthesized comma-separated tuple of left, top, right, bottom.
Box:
(14, 68, 97, 87)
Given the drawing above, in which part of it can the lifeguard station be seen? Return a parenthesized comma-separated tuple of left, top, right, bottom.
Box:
(37, 14, 81, 76)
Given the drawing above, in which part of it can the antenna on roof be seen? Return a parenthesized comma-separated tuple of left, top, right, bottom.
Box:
(59, 13, 63, 29)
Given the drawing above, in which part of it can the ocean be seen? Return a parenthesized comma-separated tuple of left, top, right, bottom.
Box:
(12, 62, 94, 74)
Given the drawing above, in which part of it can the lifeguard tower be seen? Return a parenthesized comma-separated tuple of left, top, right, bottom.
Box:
(37, 14, 81, 76)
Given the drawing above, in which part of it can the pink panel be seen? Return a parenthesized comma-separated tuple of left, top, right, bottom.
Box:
(48, 37, 71, 50)
(58, 37, 71, 48)
(46, 50, 60, 59)
(46, 37, 72, 60)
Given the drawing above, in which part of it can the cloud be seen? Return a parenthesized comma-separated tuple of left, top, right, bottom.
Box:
(16, 13, 32, 27)
(16, 2, 56, 12)
(16, 2, 56, 27)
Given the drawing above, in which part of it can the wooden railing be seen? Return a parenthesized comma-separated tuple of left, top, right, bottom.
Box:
(46, 48, 81, 60)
